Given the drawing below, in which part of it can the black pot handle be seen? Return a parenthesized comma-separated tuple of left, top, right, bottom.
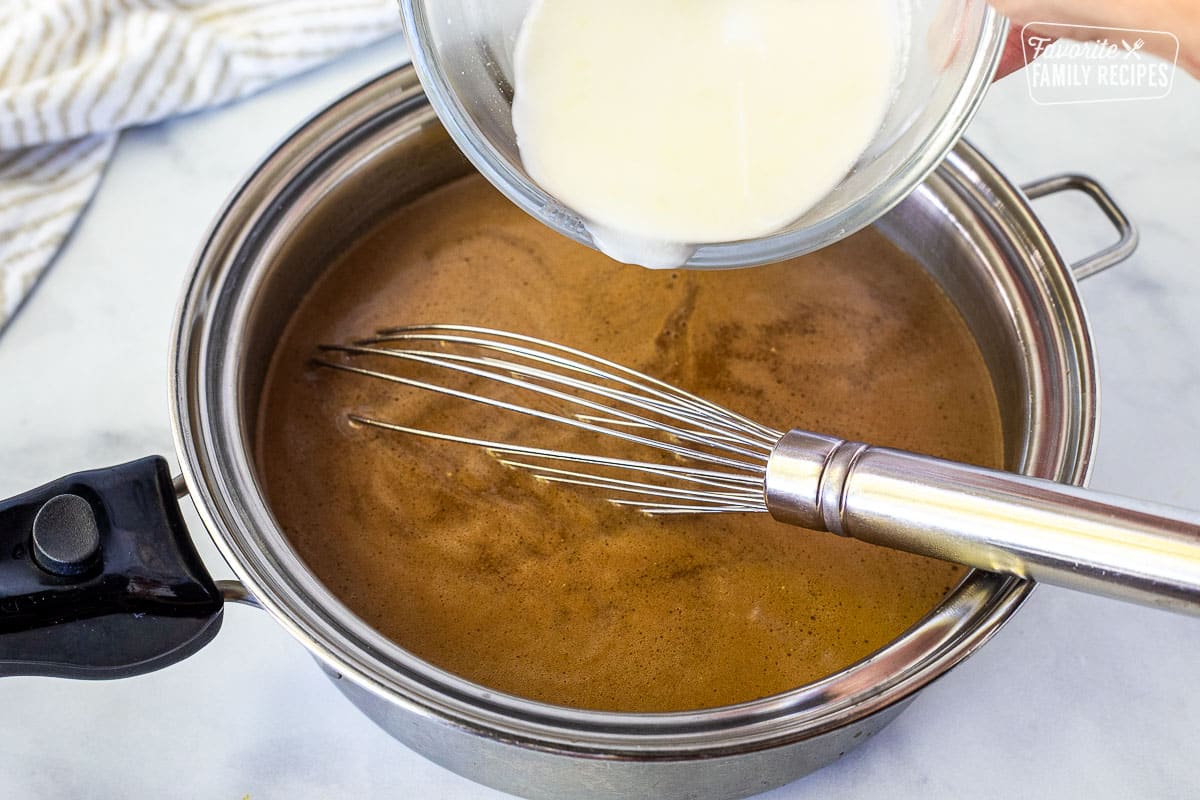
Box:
(0, 457, 223, 679)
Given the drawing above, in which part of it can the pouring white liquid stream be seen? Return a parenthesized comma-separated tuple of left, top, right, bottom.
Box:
(512, 0, 902, 268)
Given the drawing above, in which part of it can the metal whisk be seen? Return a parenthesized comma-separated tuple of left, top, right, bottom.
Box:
(315, 324, 1200, 616)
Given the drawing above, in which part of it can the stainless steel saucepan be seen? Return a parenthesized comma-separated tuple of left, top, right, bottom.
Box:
(0, 65, 1139, 800)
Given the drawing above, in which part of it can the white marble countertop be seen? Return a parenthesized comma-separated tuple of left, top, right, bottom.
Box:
(1, 35, 1198, 799)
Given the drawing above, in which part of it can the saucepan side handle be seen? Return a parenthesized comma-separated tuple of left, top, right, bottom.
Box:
(1021, 172, 1139, 280)
(0, 457, 224, 679)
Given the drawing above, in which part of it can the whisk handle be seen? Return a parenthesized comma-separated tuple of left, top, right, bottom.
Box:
(765, 430, 1200, 615)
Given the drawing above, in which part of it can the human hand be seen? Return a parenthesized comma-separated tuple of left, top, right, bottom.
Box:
(990, 0, 1199, 79)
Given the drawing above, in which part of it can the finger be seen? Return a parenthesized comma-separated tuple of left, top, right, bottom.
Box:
(995, 25, 1059, 80)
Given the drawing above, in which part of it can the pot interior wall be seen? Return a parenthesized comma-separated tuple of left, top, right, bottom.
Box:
(875, 187, 1031, 471)
(236, 104, 474, 431)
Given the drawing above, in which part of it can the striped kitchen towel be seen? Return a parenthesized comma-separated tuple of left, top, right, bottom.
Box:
(0, 0, 400, 335)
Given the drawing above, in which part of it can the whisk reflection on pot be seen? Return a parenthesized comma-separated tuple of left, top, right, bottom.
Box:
(314, 324, 1200, 616)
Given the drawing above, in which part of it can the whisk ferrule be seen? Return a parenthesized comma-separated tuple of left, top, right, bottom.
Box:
(763, 431, 865, 536)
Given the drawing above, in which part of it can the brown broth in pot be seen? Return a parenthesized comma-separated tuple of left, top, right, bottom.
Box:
(256, 176, 1003, 712)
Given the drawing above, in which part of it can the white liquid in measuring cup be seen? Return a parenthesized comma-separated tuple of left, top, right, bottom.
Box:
(512, 0, 901, 268)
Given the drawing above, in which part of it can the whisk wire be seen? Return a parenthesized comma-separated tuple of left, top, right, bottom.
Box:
(371, 325, 782, 444)
(323, 342, 773, 463)
(494, 459, 765, 510)
(346, 414, 768, 515)
(364, 336, 776, 446)
(315, 325, 785, 514)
